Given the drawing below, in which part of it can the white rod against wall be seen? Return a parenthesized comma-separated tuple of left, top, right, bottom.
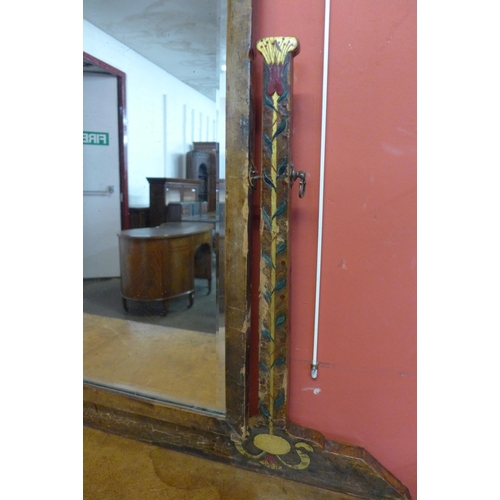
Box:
(311, 0, 331, 379)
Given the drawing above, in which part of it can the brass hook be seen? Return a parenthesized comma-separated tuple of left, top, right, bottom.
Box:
(251, 162, 306, 199)
(248, 162, 261, 189)
(290, 167, 306, 198)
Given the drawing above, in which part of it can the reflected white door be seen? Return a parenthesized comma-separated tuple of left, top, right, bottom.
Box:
(83, 72, 121, 278)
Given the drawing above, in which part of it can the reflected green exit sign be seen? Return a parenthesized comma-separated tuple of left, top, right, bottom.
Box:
(83, 131, 109, 146)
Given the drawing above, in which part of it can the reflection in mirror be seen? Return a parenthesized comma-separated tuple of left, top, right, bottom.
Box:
(83, 0, 227, 413)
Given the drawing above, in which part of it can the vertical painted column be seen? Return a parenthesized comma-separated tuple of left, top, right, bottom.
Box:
(235, 36, 314, 473)
(256, 37, 300, 432)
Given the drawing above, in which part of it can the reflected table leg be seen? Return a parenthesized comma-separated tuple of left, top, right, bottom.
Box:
(162, 299, 169, 316)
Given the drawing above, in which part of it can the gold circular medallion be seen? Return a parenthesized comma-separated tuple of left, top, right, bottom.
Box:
(254, 434, 291, 456)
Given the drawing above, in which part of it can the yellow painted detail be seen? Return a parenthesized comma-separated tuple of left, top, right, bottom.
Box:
(234, 440, 266, 460)
(256, 37, 299, 65)
(254, 434, 292, 455)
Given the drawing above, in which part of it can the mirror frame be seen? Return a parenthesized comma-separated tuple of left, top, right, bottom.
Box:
(84, 0, 253, 440)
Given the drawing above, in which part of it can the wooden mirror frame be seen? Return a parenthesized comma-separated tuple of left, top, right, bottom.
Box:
(83, 0, 251, 442)
(84, 2, 411, 498)
(84, 0, 253, 443)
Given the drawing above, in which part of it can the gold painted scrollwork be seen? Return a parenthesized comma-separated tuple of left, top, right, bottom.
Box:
(235, 432, 313, 470)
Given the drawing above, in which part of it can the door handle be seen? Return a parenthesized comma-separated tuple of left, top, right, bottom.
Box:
(83, 185, 115, 196)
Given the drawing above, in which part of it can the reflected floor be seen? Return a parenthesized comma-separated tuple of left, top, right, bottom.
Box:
(83, 313, 225, 412)
(83, 277, 219, 334)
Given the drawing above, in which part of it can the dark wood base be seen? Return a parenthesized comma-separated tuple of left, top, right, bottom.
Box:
(83, 395, 411, 500)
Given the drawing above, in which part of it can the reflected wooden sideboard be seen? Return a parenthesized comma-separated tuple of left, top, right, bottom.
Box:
(118, 222, 213, 314)
(147, 177, 204, 227)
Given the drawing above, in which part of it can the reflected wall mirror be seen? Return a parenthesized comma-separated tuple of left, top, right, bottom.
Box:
(83, 2, 411, 498)
(84, 0, 252, 435)
(83, 0, 233, 414)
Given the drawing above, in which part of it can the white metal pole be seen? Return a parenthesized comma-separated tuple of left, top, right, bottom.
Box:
(311, 0, 331, 379)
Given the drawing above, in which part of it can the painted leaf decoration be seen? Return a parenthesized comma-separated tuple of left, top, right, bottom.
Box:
(277, 157, 288, 178)
(263, 171, 276, 191)
(265, 94, 278, 111)
(273, 201, 287, 219)
(276, 241, 287, 255)
(274, 391, 285, 408)
(264, 289, 271, 303)
(272, 120, 287, 140)
(262, 252, 275, 270)
(262, 209, 272, 230)
(274, 278, 286, 292)
(278, 88, 289, 103)
(259, 405, 271, 419)
(263, 134, 273, 153)
(262, 328, 274, 342)
(275, 315, 286, 327)
(272, 357, 286, 368)
(259, 361, 269, 372)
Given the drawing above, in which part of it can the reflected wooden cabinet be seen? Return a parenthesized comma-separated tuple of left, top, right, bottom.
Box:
(147, 177, 204, 227)
(118, 222, 213, 314)
(129, 206, 149, 228)
(186, 142, 219, 213)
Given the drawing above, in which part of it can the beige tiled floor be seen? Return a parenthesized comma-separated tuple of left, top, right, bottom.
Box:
(83, 313, 225, 411)
(84, 426, 360, 500)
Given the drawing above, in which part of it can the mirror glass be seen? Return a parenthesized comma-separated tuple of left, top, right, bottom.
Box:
(83, 0, 227, 413)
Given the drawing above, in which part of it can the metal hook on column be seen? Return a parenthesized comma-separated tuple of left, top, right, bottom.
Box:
(248, 162, 261, 189)
(290, 166, 306, 198)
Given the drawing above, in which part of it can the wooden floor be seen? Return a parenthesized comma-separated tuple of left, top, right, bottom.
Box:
(83, 313, 225, 411)
(84, 426, 360, 500)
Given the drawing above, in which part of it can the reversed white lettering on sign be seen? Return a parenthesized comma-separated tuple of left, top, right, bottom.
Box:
(83, 131, 109, 146)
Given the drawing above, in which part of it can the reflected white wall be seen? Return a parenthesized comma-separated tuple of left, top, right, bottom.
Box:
(83, 20, 219, 207)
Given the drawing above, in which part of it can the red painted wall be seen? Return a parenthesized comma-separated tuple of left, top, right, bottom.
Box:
(250, 0, 417, 497)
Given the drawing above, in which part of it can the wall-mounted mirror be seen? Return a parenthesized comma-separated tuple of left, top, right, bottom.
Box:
(83, 4, 412, 497)
(83, 0, 232, 414)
